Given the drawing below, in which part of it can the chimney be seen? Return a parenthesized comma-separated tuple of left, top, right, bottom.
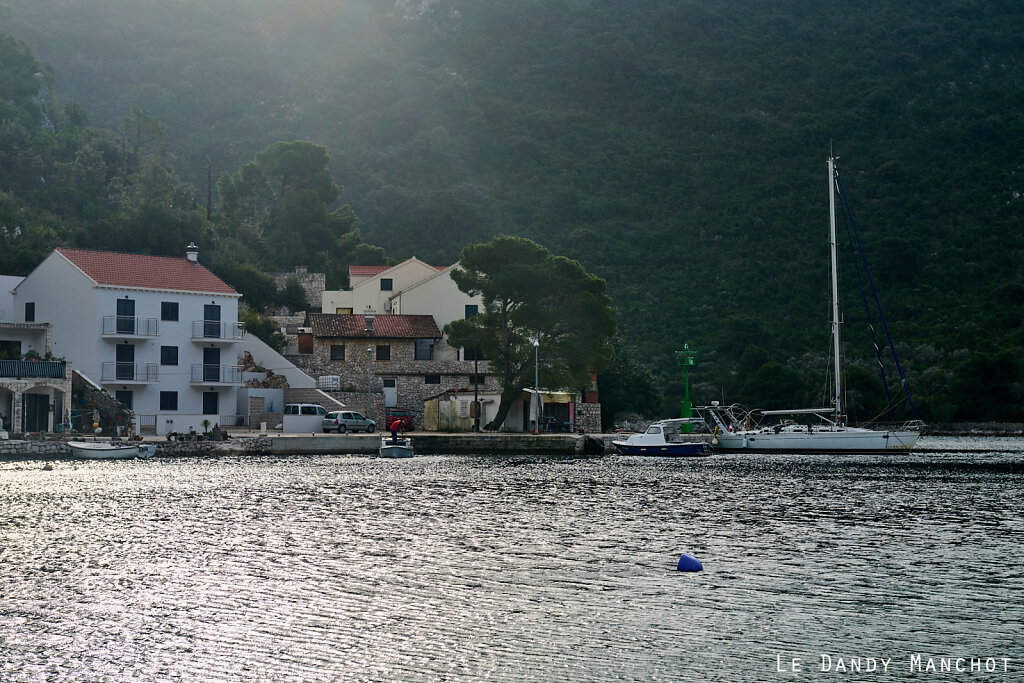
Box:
(185, 242, 199, 263)
(364, 313, 375, 332)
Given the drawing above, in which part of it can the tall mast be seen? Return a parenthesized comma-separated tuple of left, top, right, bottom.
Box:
(828, 156, 842, 422)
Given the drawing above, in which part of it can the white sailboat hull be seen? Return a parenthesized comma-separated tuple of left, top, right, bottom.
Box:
(713, 426, 920, 454)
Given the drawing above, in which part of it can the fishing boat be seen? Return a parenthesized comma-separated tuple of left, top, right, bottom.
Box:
(68, 441, 149, 459)
(613, 419, 710, 457)
(379, 435, 414, 458)
(700, 156, 923, 454)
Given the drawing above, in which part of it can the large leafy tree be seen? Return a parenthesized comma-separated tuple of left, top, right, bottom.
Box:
(445, 235, 616, 430)
(217, 140, 354, 268)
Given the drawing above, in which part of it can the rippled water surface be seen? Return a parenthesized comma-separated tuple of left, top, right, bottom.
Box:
(2, 436, 1023, 681)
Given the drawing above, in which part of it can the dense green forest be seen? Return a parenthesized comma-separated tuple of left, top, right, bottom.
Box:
(1, 0, 1022, 423)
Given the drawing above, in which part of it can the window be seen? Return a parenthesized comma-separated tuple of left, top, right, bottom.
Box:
(24, 302, 35, 322)
(380, 278, 393, 291)
(376, 344, 390, 361)
(160, 346, 178, 366)
(202, 391, 219, 415)
(0, 340, 22, 359)
(465, 304, 478, 318)
(330, 344, 346, 361)
(160, 391, 178, 411)
(424, 375, 441, 384)
(336, 307, 352, 314)
(115, 390, 133, 409)
(469, 374, 486, 386)
(161, 301, 179, 321)
(414, 339, 433, 360)
(464, 346, 486, 361)
(301, 405, 318, 415)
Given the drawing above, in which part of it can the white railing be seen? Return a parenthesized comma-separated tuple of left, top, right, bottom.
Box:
(102, 316, 159, 336)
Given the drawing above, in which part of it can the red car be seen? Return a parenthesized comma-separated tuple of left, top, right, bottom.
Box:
(386, 408, 414, 431)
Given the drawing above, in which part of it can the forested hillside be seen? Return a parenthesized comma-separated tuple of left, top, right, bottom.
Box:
(2, 0, 1023, 422)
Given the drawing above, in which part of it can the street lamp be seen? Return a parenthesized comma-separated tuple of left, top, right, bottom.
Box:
(366, 346, 373, 420)
(533, 338, 540, 434)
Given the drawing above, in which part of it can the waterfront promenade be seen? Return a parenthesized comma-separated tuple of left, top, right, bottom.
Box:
(0, 430, 609, 458)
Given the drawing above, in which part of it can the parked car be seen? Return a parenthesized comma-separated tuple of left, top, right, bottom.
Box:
(385, 408, 415, 431)
(282, 403, 329, 433)
(322, 410, 376, 433)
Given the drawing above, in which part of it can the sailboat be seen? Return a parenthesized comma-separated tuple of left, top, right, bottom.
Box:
(701, 156, 923, 454)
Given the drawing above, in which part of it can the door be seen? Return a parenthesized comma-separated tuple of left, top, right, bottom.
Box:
(116, 298, 135, 334)
(23, 394, 49, 432)
(116, 344, 135, 380)
(202, 391, 219, 416)
(203, 347, 221, 382)
(382, 378, 397, 408)
(115, 390, 133, 410)
(204, 304, 221, 338)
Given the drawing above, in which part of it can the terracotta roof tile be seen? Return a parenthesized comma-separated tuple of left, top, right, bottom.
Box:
(56, 247, 238, 295)
(348, 263, 447, 277)
(349, 266, 391, 277)
(310, 313, 441, 339)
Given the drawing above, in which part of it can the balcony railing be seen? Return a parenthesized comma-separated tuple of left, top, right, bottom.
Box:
(101, 362, 158, 383)
(191, 320, 245, 341)
(102, 316, 159, 336)
(190, 364, 243, 384)
(0, 360, 67, 379)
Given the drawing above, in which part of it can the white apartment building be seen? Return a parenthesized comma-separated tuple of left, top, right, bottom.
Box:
(12, 244, 244, 436)
(321, 258, 483, 361)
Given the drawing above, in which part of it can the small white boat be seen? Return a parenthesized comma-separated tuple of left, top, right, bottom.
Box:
(68, 441, 146, 459)
(379, 436, 414, 458)
(613, 419, 710, 457)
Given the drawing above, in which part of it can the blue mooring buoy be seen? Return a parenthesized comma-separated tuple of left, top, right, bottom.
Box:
(677, 554, 703, 572)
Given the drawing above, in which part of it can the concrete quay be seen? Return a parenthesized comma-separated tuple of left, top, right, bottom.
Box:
(0, 432, 612, 459)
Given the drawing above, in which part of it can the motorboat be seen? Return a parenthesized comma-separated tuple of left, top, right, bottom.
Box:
(379, 435, 414, 458)
(612, 419, 710, 457)
(698, 156, 923, 454)
(67, 441, 157, 459)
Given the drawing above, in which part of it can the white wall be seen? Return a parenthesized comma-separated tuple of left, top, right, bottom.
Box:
(0, 275, 24, 321)
(13, 252, 246, 436)
(397, 267, 483, 361)
(238, 334, 316, 388)
(12, 253, 98, 370)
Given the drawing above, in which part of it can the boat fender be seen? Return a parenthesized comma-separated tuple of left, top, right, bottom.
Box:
(677, 554, 703, 572)
(166, 432, 178, 442)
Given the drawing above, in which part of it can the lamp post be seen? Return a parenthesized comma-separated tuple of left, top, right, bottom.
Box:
(366, 346, 373, 420)
(533, 338, 540, 434)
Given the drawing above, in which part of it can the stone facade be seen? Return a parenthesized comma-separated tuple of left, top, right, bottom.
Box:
(287, 337, 498, 428)
(272, 267, 325, 313)
(575, 403, 602, 433)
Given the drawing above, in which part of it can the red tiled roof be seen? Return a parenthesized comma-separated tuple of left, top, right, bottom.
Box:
(348, 263, 448, 277)
(349, 266, 391, 277)
(310, 313, 441, 339)
(56, 247, 238, 295)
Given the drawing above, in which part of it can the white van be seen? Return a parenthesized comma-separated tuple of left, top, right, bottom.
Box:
(282, 403, 328, 433)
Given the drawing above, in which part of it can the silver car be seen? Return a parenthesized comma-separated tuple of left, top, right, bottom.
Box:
(322, 410, 376, 433)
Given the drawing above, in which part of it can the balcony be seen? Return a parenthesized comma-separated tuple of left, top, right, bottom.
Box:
(102, 316, 159, 338)
(101, 362, 158, 383)
(191, 320, 245, 344)
(0, 360, 67, 379)
(190, 364, 243, 385)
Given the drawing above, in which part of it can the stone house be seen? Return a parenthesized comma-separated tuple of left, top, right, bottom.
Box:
(304, 312, 501, 426)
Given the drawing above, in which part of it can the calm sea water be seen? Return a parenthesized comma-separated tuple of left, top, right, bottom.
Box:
(1, 436, 1022, 682)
